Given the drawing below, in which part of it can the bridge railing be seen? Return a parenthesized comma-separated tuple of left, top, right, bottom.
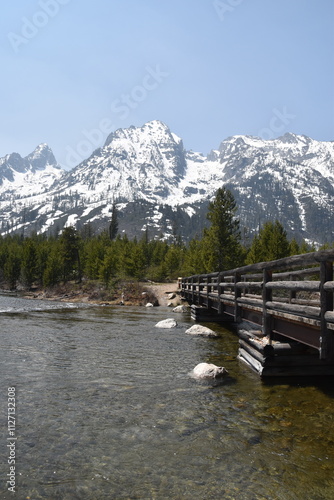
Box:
(181, 250, 334, 360)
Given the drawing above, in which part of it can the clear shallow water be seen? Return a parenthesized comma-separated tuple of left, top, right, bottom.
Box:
(0, 295, 334, 499)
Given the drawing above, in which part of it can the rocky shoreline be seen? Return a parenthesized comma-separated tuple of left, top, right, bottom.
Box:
(14, 280, 181, 307)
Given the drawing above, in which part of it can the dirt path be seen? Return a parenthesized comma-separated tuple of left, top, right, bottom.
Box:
(144, 281, 181, 306)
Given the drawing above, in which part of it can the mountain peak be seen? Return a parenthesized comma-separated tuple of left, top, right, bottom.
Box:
(277, 132, 302, 144)
(104, 120, 173, 148)
(25, 143, 58, 171)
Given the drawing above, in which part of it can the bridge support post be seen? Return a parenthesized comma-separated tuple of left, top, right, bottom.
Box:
(262, 269, 273, 344)
(320, 261, 333, 360)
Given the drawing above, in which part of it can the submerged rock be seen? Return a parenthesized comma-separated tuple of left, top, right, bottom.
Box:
(185, 324, 217, 337)
(155, 318, 178, 329)
(173, 305, 189, 313)
(192, 362, 228, 379)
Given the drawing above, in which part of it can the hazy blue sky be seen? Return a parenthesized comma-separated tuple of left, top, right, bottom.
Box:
(1, 0, 333, 169)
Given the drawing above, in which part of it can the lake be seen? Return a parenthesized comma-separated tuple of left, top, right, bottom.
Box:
(0, 294, 334, 499)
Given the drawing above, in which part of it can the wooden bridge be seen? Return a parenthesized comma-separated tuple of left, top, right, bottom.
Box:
(180, 250, 334, 376)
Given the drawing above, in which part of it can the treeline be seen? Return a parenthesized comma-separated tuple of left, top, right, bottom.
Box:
(0, 188, 323, 290)
(0, 228, 186, 290)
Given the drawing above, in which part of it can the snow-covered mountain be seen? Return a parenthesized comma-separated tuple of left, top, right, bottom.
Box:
(0, 143, 63, 193)
(1, 120, 334, 244)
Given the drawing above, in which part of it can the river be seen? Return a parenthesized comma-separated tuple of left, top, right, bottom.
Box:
(0, 294, 333, 499)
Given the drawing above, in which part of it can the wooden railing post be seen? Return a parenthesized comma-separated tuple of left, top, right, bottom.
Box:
(234, 272, 242, 322)
(289, 272, 296, 303)
(185, 278, 189, 298)
(191, 276, 195, 305)
(320, 260, 333, 360)
(262, 268, 273, 343)
(217, 273, 224, 315)
(198, 275, 203, 306)
(207, 275, 211, 308)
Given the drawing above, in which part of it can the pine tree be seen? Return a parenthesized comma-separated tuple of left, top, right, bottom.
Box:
(183, 238, 206, 276)
(201, 187, 244, 272)
(109, 203, 119, 241)
(21, 240, 37, 288)
(246, 220, 290, 264)
(289, 238, 300, 256)
(43, 248, 62, 287)
(99, 247, 118, 287)
(4, 252, 21, 289)
(245, 234, 263, 265)
(59, 226, 82, 282)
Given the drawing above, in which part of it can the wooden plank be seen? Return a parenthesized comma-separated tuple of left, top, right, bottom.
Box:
(239, 339, 265, 363)
(325, 311, 334, 323)
(272, 267, 320, 279)
(218, 283, 234, 288)
(291, 298, 320, 306)
(266, 300, 320, 318)
(220, 293, 234, 301)
(241, 273, 263, 280)
(238, 348, 264, 374)
(265, 281, 320, 292)
(235, 281, 263, 289)
(237, 296, 263, 308)
(323, 281, 334, 291)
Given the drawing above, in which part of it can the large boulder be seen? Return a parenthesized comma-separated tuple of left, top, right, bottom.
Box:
(155, 318, 178, 329)
(192, 363, 228, 379)
(185, 325, 217, 337)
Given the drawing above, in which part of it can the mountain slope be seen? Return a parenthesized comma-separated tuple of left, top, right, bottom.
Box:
(0, 121, 333, 244)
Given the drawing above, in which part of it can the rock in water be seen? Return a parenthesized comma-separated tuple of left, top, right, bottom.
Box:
(145, 302, 154, 307)
(155, 318, 178, 328)
(173, 305, 189, 313)
(192, 363, 228, 379)
(185, 325, 217, 337)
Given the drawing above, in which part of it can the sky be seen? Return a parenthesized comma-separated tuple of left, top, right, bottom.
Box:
(1, 0, 333, 169)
